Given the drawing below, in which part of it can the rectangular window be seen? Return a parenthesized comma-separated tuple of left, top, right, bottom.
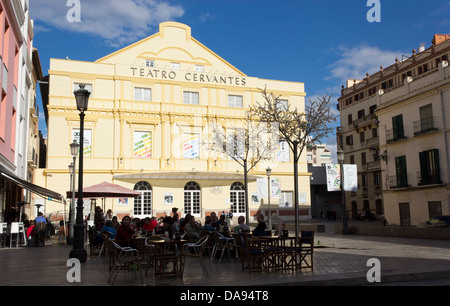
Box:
(358, 109, 365, 119)
(279, 191, 293, 208)
(419, 149, 441, 185)
(145, 59, 155, 67)
(133, 131, 152, 158)
(374, 172, 381, 185)
(134, 87, 152, 101)
(395, 155, 408, 188)
(347, 114, 352, 125)
(195, 65, 204, 72)
(360, 131, 365, 144)
(361, 152, 366, 165)
(73, 83, 93, 95)
(277, 99, 288, 111)
(171, 62, 180, 70)
(392, 114, 405, 140)
(183, 91, 199, 105)
(346, 135, 353, 145)
(419, 104, 434, 132)
(228, 95, 243, 108)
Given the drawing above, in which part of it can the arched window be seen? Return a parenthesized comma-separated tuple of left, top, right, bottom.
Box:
(230, 182, 245, 215)
(133, 181, 152, 218)
(184, 181, 201, 217)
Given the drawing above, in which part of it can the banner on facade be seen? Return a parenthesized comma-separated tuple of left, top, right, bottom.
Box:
(343, 164, 358, 192)
(326, 164, 341, 192)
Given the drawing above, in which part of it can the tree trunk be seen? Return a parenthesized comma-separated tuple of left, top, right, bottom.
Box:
(244, 160, 250, 225)
(293, 144, 299, 238)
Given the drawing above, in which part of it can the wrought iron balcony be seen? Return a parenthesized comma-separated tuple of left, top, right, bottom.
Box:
(413, 116, 438, 136)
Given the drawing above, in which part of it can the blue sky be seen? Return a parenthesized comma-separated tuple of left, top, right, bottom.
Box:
(30, 0, 450, 161)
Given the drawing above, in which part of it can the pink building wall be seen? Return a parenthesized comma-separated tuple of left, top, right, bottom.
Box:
(0, 0, 20, 166)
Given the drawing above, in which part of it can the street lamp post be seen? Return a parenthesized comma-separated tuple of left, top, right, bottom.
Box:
(338, 148, 350, 234)
(69, 84, 90, 263)
(67, 140, 79, 245)
(266, 167, 272, 230)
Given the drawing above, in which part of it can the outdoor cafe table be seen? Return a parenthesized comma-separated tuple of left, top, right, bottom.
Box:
(147, 238, 188, 279)
(252, 235, 298, 271)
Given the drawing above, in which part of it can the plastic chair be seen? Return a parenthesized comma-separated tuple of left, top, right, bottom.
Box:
(182, 235, 209, 277)
(10, 222, 20, 248)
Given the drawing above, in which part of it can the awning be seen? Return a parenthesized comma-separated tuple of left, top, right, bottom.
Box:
(66, 181, 142, 199)
(0, 164, 65, 203)
(114, 171, 263, 182)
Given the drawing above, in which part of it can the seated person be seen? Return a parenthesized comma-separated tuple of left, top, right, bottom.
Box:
(234, 215, 250, 233)
(184, 215, 201, 242)
(101, 220, 117, 240)
(202, 216, 216, 232)
(162, 216, 175, 237)
(142, 217, 152, 232)
(115, 215, 138, 247)
(252, 214, 267, 236)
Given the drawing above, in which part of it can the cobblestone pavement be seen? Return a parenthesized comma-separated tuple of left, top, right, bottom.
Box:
(1, 221, 450, 286)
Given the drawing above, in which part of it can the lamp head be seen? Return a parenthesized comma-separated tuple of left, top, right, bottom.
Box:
(70, 140, 80, 157)
(337, 148, 344, 164)
(266, 167, 272, 177)
(74, 84, 90, 112)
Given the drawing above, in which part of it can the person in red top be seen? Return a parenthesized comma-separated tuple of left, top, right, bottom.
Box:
(115, 215, 138, 247)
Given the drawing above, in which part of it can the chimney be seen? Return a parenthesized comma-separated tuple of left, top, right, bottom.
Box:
(432, 34, 450, 46)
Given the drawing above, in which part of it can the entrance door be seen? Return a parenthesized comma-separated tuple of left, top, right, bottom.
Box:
(399, 203, 411, 227)
(133, 181, 152, 218)
(184, 181, 201, 217)
(230, 182, 245, 216)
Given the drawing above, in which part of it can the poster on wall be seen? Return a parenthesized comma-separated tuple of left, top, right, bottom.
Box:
(343, 164, 358, 192)
(133, 131, 152, 158)
(118, 198, 128, 206)
(164, 192, 174, 205)
(251, 192, 259, 204)
(275, 141, 290, 162)
(326, 164, 341, 192)
(270, 178, 281, 198)
(183, 133, 200, 159)
(73, 129, 92, 157)
(257, 178, 281, 199)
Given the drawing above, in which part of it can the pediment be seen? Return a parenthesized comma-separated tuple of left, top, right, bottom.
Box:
(96, 22, 245, 76)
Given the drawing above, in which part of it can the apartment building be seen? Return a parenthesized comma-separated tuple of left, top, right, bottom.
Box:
(37, 22, 310, 222)
(0, 0, 45, 222)
(306, 143, 332, 167)
(338, 34, 450, 226)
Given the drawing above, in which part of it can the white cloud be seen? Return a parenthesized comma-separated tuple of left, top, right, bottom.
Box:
(325, 44, 405, 83)
(30, 0, 184, 47)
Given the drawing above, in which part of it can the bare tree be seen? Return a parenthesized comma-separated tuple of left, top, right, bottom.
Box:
(205, 112, 279, 224)
(250, 87, 338, 236)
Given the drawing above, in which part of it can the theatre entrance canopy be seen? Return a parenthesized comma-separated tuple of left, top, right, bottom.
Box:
(113, 171, 262, 182)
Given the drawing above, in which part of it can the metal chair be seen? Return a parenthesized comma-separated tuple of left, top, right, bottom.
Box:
(144, 236, 159, 275)
(211, 231, 236, 263)
(182, 235, 209, 277)
(107, 239, 142, 285)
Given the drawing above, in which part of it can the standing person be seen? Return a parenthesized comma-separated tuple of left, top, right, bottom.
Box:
(105, 209, 113, 221)
(94, 206, 104, 231)
(35, 212, 47, 224)
(172, 207, 180, 229)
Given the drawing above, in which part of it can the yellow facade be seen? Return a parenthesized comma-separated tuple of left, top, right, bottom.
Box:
(38, 22, 309, 222)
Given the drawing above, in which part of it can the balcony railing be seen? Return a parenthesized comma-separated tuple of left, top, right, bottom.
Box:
(386, 174, 410, 189)
(417, 170, 442, 186)
(413, 116, 438, 135)
(386, 127, 407, 143)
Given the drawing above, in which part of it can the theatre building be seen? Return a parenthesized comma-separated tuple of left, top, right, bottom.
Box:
(37, 22, 309, 222)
